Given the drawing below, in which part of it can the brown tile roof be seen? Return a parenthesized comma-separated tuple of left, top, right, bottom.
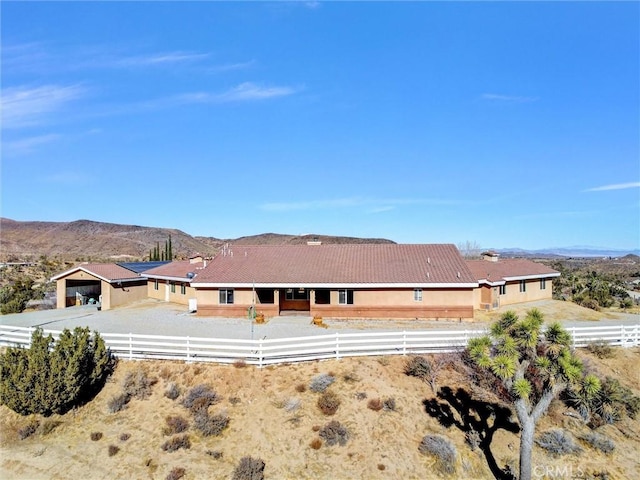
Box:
(51, 263, 142, 283)
(142, 260, 204, 281)
(192, 244, 477, 286)
(466, 259, 560, 285)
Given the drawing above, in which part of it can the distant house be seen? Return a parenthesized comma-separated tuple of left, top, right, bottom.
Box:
(189, 243, 478, 320)
(467, 252, 560, 310)
(51, 261, 168, 310)
(141, 257, 205, 309)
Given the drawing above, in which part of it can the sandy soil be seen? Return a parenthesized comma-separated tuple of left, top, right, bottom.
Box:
(1, 347, 639, 480)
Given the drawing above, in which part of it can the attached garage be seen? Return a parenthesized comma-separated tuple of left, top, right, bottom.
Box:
(52, 263, 149, 311)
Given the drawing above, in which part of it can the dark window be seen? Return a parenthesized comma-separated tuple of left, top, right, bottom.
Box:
(181, 283, 186, 295)
(499, 285, 506, 295)
(540, 279, 546, 290)
(315, 289, 331, 305)
(154, 279, 158, 291)
(256, 289, 274, 304)
(519, 280, 526, 293)
(286, 289, 309, 300)
(338, 289, 354, 305)
(219, 289, 234, 304)
(170, 282, 175, 293)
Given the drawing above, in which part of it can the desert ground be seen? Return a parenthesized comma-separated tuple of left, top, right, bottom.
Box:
(1, 342, 639, 480)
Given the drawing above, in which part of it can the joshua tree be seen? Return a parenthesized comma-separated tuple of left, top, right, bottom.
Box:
(467, 309, 599, 480)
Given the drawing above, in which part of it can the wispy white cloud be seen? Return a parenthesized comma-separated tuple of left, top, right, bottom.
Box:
(585, 182, 640, 192)
(207, 60, 256, 73)
(165, 82, 300, 106)
(1, 84, 86, 128)
(41, 171, 91, 184)
(481, 93, 538, 103)
(2, 134, 61, 156)
(260, 197, 456, 212)
(109, 51, 211, 68)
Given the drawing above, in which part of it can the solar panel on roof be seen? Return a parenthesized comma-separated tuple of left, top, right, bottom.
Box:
(117, 261, 170, 274)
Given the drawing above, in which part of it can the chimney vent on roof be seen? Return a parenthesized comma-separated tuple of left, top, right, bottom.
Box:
(457, 271, 461, 278)
(481, 251, 500, 262)
(186, 272, 195, 279)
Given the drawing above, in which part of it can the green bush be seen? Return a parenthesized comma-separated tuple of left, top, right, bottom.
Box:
(0, 327, 114, 416)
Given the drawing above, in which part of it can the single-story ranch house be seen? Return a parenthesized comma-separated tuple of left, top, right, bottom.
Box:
(52, 244, 559, 319)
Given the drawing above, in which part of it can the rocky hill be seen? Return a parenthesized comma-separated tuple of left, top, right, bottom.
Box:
(0, 218, 394, 261)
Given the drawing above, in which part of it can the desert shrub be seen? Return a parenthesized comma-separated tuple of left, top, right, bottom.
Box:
(91, 432, 103, 441)
(0, 327, 114, 416)
(295, 383, 306, 393)
(317, 391, 341, 415)
(581, 298, 601, 311)
(367, 398, 383, 411)
(377, 464, 386, 471)
(40, 419, 62, 436)
(319, 420, 349, 446)
(120, 433, 131, 441)
(309, 373, 335, 393)
(285, 398, 301, 413)
(181, 384, 221, 413)
(586, 341, 615, 359)
(107, 393, 129, 414)
(166, 467, 186, 480)
(311, 424, 321, 432)
(164, 415, 189, 435)
(580, 432, 615, 454)
(229, 396, 241, 405)
(405, 356, 432, 381)
(355, 392, 368, 400)
(108, 445, 120, 457)
(383, 397, 396, 412)
(418, 434, 457, 474)
(309, 438, 322, 450)
(206, 450, 223, 459)
(164, 382, 181, 400)
(565, 375, 640, 425)
(122, 368, 155, 401)
(465, 428, 481, 451)
(161, 434, 191, 452)
(233, 359, 247, 368)
(536, 429, 582, 456)
(17, 419, 39, 440)
(232, 456, 265, 480)
(193, 411, 229, 437)
(342, 372, 360, 383)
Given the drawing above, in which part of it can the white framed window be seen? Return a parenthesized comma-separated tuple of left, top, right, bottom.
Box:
(154, 279, 158, 291)
(338, 289, 354, 305)
(414, 288, 423, 302)
(540, 279, 546, 290)
(499, 285, 506, 295)
(170, 282, 176, 293)
(519, 280, 526, 293)
(219, 288, 234, 304)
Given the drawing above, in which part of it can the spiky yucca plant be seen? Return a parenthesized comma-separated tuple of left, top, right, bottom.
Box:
(468, 309, 599, 480)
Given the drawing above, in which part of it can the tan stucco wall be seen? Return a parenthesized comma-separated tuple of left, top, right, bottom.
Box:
(147, 280, 196, 305)
(102, 280, 147, 310)
(195, 287, 475, 320)
(476, 278, 554, 309)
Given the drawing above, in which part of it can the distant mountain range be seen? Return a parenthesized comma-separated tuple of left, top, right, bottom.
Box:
(1, 217, 636, 261)
(0, 218, 393, 261)
(496, 246, 640, 258)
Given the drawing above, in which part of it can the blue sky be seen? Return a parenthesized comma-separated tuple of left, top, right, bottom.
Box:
(2, 2, 639, 251)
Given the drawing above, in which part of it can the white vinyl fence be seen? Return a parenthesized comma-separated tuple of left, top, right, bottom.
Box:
(0, 324, 638, 368)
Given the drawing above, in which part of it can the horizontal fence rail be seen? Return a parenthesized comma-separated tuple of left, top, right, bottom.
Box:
(0, 324, 638, 368)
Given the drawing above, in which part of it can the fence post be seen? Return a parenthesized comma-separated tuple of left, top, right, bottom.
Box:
(402, 331, 406, 356)
(259, 338, 263, 368)
(187, 337, 190, 361)
(335, 333, 340, 360)
(129, 333, 133, 360)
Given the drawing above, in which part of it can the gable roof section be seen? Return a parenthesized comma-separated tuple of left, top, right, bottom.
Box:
(192, 244, 477, 288)
(466, 259, 560, 286)
(141, 260, 203, 282)
(51, 263, 142, 283)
